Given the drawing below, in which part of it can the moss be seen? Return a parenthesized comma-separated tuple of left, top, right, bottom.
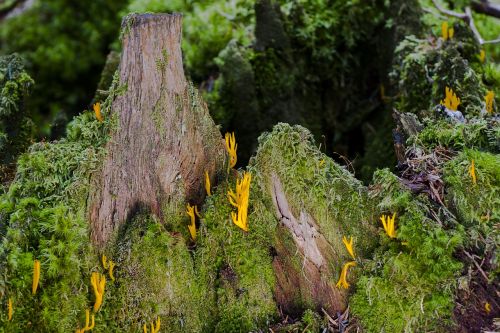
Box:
(0, 199, 91, 332)
(443, 150, 499, 227)
(411, 118, 499, 153)
(351, 169, 463, 332)
(443, 150, 499, 281)
(0, 54, 35, 166)
(0, 67, 114, 331)
(253, 123, 378, 256)
(98, 212, 211, 332)
(392, 23, 488, 119)
(195, 172, 278, 332)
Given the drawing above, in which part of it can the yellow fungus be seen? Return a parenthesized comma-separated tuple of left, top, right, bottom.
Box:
(485, 302, 491, 313)
(479, 49, 486, 63)
(469, 160, 477, 185)
(7, 297, 12, 321)
(225, 132, 237, 170)
(440, 86, 460, 111)
(485, 90, 494, 114)
(143, 317, 161, 333)
(93, 102, 103, 122)
(342, 236, 355, 259)
(186, 203, 198, 240)
(76, 309, 95, 332)
(228, 171, 251, 231)
(32, 259, 40, 295)
(204, 171, 211, 196)
(441, 22, 448, 40)
(152, 317, 161, 333)
(441, 22, 454, 41)
(90, 272, 106, 312)
(380, 213, 397, 238)
(336, 261, 356, 289)
(101, 254, 108, 269)
(108, 260, 116, 282)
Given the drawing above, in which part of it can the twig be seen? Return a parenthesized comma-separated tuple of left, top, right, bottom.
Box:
(432, 0, 500, 45)
(464, 250, 489, 281)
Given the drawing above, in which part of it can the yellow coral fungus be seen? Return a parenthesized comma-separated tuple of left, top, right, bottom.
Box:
(469, 159, 477, 185)
(228, 171, 251, 231)
(205, 171, 211, 196)
(336, 261, 356, 289)
(479, 49, 486, 63)
(448, 27, 454, 39)
(152, 317, 161, 333)
(441, 21, 448, 40)
(108, 260, 116, 282)
(225, 132, 237, 169)
(485, 90, 494, 114)
(440, 86, 460, 111)
(342, 236, 355, 259)
(76, 309, 95, 332)
(186, 203, 199, 240)
(90, 272, 106, 312)
(441, 22, 454, 41)
(7, 298, 12, 321)
(143, 317, 161, 333)
(380, 213, 397, 238)
(93, 102, 103, 122)
(101, 254, 108, 269)
(32, 259, 40, 295)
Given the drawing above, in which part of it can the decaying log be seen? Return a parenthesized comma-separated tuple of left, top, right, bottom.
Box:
(270, 173, 347, 316)
(88, 14, 226, 245)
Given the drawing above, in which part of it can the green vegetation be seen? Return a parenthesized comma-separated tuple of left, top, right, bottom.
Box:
(0, 54, 34, 166)
(0, 0, 126, 136)
(351, 169, 463, 332)
(0, 0, 498, 332)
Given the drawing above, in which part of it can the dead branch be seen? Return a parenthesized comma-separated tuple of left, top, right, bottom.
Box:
(432, 0, 500, 45)
(472, 0, 500, 19)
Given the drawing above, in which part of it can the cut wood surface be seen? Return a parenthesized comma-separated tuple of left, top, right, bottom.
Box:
(88, 13, 226, 245)
(270, 173, 347, 315)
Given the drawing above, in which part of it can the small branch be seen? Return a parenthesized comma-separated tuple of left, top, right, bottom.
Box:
(432, 0, 500, 45)
(465, 6, 485, 44)
(432, 0, 467, 19)
(464, 250, 489, 282)
(471, 0, 500, 19)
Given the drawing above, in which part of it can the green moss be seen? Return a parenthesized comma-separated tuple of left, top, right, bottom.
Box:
(98, 212, 210, 332)
(253, 123, 378, 256)
(411, 118, 499, 152)
(443, 151, 499, 281)
(0, 54, 34, 166)
(0, 68, 113, 331)
(444, 150, 499, 227)
(195, 172, 278, 332)
(392, 23, 488, 119)
(351, 169, 463, 332)
(0, 199, 91, 332)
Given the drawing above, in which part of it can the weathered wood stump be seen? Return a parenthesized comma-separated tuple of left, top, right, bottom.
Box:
(88, 14, 226, 245)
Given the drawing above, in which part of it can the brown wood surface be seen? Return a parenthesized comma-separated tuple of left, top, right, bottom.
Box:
(88, 14, 225, 246)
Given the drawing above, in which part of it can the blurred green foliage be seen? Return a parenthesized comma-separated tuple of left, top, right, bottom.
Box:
(0, 0, 126, 137)
(0, 54, 34, 166)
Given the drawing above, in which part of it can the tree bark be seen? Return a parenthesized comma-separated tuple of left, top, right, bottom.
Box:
(88, 14, 226, 246)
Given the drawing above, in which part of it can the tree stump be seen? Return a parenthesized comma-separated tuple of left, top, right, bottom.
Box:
(88, 13, 226, 246)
